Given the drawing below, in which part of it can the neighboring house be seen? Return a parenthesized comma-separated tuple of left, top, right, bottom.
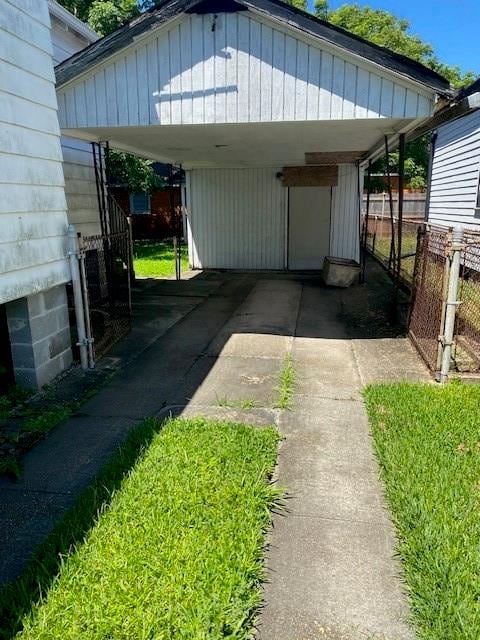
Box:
(111, 164, 184, 239)
(55, 0, 451, 271)
(0, 0, 73, 388)
(0, 0, 101, 389)
(426, 79, 480, 231)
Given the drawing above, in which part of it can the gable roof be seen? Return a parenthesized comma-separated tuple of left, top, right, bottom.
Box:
(55, 0, 451, 95)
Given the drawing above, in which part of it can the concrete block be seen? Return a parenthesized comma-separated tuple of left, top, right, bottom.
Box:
(10, 367, 37, 389)
(323, 256, 360, 288)
(26, 292, 45, 318)
(35, 353, 66, 388)
(30, 309, 62, 343)
(42, 285, 68, 311)
(6, 316, 32, 344)
(8, 343, 35, 369)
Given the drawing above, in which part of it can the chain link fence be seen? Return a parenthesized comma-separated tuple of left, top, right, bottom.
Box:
(455, 233, 480, 372)
(407, 225, 480, 375)
(408, 227, 449, 371)
(363, 214, 423, 286)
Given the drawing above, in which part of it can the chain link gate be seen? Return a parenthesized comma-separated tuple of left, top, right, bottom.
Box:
(69, 195, 133, 366)
(409, 226, 450, 372)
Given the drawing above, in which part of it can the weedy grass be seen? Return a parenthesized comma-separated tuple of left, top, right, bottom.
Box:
(274, 354, 295, 410)
(133, 239, 188, 278)
(364, 381, 480, 640)
(216, 394, 257, 410)
(22, 406, 72, 434)
(0, 386, 34, 419)
(0, 456, 21, 479)
(3, 417, 281, 640)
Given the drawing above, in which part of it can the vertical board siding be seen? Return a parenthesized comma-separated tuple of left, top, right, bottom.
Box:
(428, 110, 480, 229)
(50, 11, 102, 236)
(330, 164, 362, 262)
(0, 0, 70, 304)
(57, 12, 433, 129)
(187, 168, 285, 269)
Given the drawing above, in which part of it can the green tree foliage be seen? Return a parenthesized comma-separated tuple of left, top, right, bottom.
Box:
(58, 0, 144, 35)
(314, 0, 329, 20)
(321, 3, 474, 89)
(87, 0, 139, 36)
(284, 0, 307, 10)
(317, 2, 476, 188)
(107, 150, 164, 194)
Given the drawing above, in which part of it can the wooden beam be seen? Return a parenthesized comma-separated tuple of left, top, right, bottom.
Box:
(281, 165, 338, 187)
(304, 151, 363, 165)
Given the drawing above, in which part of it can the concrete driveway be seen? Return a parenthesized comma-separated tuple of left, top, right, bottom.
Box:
(0, 259, 428, 639)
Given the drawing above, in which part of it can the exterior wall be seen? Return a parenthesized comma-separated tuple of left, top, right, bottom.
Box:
(187, 168, 286, 269)
(0, 0, 70, 305)
(5, 285, 72, 389)
(330, 164, 362, 262)
(428, 110, 480, 230)
(186, 165, 361, 269)
(57, 11, 433, 130)
(50, 7, 102, 235)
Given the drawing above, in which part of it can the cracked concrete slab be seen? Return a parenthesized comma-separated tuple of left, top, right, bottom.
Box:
(185, 355, 283, 407)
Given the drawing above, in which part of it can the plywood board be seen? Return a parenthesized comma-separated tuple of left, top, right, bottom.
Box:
(282, 165, 338, 187)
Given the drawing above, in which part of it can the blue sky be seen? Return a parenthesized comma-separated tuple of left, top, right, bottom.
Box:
(311, 0, 479, 76)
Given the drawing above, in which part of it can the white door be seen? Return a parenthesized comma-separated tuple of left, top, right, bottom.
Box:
(288, 186, 331, 270)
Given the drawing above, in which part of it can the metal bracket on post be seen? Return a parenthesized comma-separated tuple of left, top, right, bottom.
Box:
(438, 225, 464, 383)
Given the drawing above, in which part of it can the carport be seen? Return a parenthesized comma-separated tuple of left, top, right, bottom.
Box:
(54, 0, 450, 272)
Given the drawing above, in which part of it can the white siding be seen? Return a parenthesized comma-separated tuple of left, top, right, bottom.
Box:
(428, 110, 480, 229)
(57, 11, 433, 129)
(50, 11, 101, 235)
(0, 0, 70, 304)
(330, 164, 362, 262)
(187, 168, 286, 269)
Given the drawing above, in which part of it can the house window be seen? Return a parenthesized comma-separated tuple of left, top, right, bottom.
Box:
(129, 193, 151, 214)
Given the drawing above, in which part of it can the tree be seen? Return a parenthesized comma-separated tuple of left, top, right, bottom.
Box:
(284, 0, 308, 10)
(87, 0, 139, 36)
(107, 150, 164, 193)
(316, 3, 476, 188)
(314, 0, 329, 20)
(57, 1, 152, 36)
(319, 3, 474, 89)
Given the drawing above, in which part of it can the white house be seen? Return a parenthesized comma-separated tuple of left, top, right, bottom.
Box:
(49, 0, 102, 237)
(0, 0, 101, 389)
(55, 0, 451, 271)
(426, 79, 480, 231)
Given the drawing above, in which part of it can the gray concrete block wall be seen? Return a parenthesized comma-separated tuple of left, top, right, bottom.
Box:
(6, 285, 73, 389)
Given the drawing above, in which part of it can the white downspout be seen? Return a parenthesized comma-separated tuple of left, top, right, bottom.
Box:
(68, 224, 89, 370)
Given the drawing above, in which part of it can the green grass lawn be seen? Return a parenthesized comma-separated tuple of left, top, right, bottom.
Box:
(364, 382, 480, 639)
(4, 417, 280, 640)
(133, 239, 189, 278)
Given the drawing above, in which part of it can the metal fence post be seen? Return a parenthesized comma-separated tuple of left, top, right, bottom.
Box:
(439, 225, 464, 383)
(77, 233, 95, 369)
(68, 225, 89, 370)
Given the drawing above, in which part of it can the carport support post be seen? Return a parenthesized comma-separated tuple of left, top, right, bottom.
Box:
(396, 134, 405, 286)
(439, 225, 464, 383)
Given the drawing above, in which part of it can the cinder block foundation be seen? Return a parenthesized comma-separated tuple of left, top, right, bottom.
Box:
(6, 285, 73, 389)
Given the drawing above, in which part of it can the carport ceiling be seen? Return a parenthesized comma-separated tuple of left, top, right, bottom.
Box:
(64, 119, 411, 168)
